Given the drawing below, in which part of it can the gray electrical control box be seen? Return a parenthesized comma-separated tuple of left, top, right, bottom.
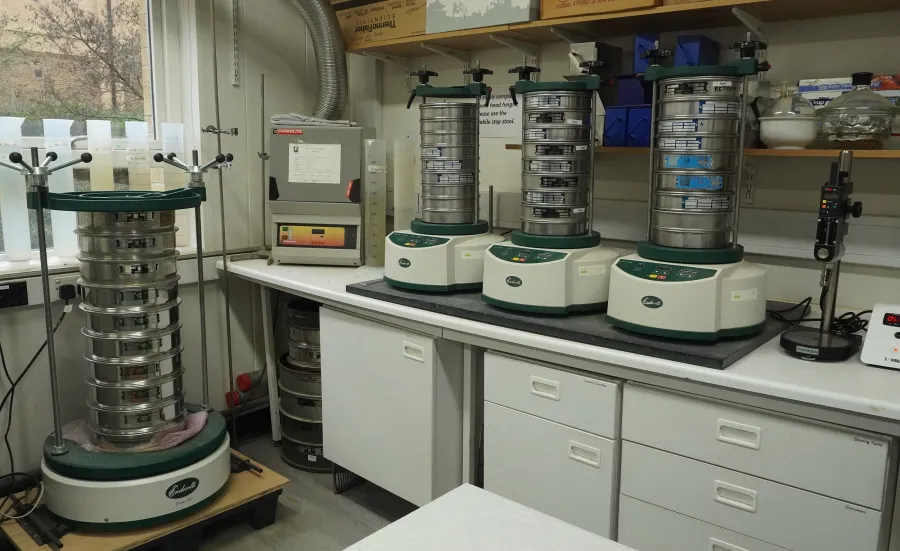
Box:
(269, 125, 375, 266)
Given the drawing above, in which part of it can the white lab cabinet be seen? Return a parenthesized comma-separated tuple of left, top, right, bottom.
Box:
(320, 307, 464, 506)
(484, 402, 618, 538)
(483, 352, 621, 538)
(620, 383, 896, 551)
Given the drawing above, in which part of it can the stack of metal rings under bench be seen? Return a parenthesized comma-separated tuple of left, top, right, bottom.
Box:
(278, 298, 330, 472)
(481, 63, 619, 315)
(38, 188, 231, 530)
(607, 40, 771, 341)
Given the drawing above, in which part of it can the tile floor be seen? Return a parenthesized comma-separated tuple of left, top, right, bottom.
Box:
(200, 436, 417, 550)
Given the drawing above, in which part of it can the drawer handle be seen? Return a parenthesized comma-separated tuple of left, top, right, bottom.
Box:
(714, 481, 757, 513)
(710, 538, 750, 551)
(568, 441, 601, 468)
(402, 341, 425, 362)
(530, 376, 559, 401)
(717, 419, 761, 450)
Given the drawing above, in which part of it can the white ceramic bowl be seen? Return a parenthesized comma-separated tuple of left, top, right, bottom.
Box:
(759, 117, 819, 150)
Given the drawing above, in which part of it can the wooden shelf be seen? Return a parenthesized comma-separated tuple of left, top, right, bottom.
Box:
(504, 144, 900, 159)
(346, 0, 900, 57)
(745, 148, 900, 159)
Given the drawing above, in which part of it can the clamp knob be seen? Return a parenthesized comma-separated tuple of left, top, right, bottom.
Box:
(508, 66, 541, 106)
(509, 66, 540, 82)
(640, 48, 672, 67)
(410, 69, 438, 85)
(851, 201, 863, 219)
(730, 40, 768, 59)
(579, 60, 605, 75)
(464, 67, 494, 83)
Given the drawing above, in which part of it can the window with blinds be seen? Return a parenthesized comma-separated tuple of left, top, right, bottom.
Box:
(0, 0, 191, 263)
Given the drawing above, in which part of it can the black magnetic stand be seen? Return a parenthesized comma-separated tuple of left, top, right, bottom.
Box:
(780, 151, 863, 362)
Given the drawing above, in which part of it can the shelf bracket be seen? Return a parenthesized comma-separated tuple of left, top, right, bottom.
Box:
(732, 8, 767, 42)
(420, 43, 471, 83)
(489, 34, 540, 59)
(550, 26, 591, 45)
(362, 53, 413, 92)
(420, 43, 470, 64)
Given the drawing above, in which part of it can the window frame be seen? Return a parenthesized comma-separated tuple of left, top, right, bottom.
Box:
(0, 0, 201, 272)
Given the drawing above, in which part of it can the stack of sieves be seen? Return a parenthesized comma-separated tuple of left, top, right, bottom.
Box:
(279, 298, 330, 472)
(652, 76, 743, 249)
(520, 91, 594, 236)
(419, 102, 478, 225)
(78, 210, 185, 446)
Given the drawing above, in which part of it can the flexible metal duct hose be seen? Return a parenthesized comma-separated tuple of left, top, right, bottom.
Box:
(288, 0, 348, 120)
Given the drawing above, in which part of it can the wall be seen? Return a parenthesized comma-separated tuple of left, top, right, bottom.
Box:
(380, 9, 900, 310)
(0, 0, 315, 473)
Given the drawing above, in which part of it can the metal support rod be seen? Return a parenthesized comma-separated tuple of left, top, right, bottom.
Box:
(210, 0, 238, 442)
(488, 185, 494, 233)
(475, 94, 481, 224)
(195, 206, 211, 409)
(159, 155, 190, 171)
(588, 90, 597, 233)
(838, 150, 853, 177)
(732, 75, 751, 248)
(646, 83, 659, 238)
(48, 156, 88, 174)
(818, 151, 853, 337)
(34, 184, 66, 455)
(820, 262, 840, 335)
(260, 73, 268, 250)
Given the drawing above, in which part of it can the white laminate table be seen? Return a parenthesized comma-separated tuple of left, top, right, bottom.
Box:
(345, 484, 633, 551)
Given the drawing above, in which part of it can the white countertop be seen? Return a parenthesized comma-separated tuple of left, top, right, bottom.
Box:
(222, 259, 900, 425)
(346, 484, 629, 551)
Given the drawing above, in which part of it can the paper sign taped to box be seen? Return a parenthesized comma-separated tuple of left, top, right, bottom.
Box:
(289, 143, 342, 184)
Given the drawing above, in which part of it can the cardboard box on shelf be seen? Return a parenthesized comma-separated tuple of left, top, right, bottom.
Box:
(332, 0, 426, 48)
(541, 0, 659, 20)
(798, 77, 853, 93)
(427, 0, 538, 33)
(872, 75, 900, 91)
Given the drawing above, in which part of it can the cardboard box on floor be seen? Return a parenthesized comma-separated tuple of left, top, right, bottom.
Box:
(332, 0, 426, 48)
(541, 0, 659, 20)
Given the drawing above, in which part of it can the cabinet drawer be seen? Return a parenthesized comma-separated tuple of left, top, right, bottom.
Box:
(623, 384, 891, 509)
(621, 441, 885, 551)
(619, 495, 790, 551)
(484, 402, 618, 538)
(484, 352, 620, 438)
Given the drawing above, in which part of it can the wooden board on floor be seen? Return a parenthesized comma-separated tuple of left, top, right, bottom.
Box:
(1, 450, 289, 551)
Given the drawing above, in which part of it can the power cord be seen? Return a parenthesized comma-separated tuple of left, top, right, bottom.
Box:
(0, 298, 72, 521)
(766, 295, 870, 336)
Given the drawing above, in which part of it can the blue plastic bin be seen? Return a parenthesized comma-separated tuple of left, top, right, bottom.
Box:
(603, 108, 628, 147)
(626, 107, 652, 147)
(675, 34, 720, 67)
(617, 76, 653, 106)
(634, 33, 660, 74)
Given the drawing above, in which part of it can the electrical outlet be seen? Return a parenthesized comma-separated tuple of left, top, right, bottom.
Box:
(51, 274, 80, 302)
(742, 162, 756, 206)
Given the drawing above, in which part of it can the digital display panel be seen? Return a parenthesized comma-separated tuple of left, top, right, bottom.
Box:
(883, 313, 900, 328)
